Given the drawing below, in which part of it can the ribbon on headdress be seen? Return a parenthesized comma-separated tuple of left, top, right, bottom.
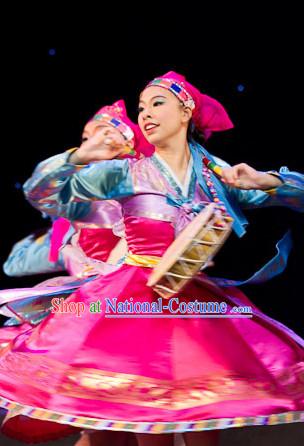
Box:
(49, 217, 72, 262)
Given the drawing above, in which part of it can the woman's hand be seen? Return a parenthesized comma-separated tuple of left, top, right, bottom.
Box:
(69, 128, 127, 164)
(221, 163, 282, 190)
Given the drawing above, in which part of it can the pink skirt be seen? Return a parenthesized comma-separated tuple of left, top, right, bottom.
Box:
(0, 265, 303, 442)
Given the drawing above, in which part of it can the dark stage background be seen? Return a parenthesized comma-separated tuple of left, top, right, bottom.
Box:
(0, 14, 303, 336)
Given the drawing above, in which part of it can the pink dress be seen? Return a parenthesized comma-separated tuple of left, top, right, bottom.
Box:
(0, 150, 303, 442)
(0, 202, 123, 345)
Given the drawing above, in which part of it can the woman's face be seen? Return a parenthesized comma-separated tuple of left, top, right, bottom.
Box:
(138, 86, 190, 146)
(81, 120, 125, 144)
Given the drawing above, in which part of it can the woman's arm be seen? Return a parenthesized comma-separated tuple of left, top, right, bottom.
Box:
(214, 157, 304, 211)
(3, 228, 65, 277)
(23, 151, 134, 220)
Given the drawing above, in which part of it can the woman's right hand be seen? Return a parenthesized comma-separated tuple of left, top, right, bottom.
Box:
(69, 128, 127, 164)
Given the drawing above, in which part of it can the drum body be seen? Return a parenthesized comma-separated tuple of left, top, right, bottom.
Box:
(147, 204, 233, 298)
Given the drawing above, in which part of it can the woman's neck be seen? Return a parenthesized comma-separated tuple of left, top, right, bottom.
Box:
(155, 134, 191, 183)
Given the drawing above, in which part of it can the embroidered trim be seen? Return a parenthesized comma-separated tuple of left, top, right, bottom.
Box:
(0, 396, 303, 433)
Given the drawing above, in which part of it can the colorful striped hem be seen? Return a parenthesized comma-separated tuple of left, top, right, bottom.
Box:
(0, 396, 303, 433)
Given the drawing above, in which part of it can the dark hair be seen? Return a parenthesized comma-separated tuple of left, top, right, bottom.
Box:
(187, 119, 206, 145)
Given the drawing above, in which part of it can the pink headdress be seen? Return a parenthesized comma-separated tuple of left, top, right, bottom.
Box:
(91, 99, 153, 157)
(146, 71, 234, 139)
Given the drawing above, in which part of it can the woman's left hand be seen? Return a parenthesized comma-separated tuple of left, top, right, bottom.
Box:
(221, 163, 282, 190)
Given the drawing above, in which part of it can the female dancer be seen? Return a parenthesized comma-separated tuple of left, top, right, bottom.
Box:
(0, 99, 151, 445)
(0, 72, 303, 446)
